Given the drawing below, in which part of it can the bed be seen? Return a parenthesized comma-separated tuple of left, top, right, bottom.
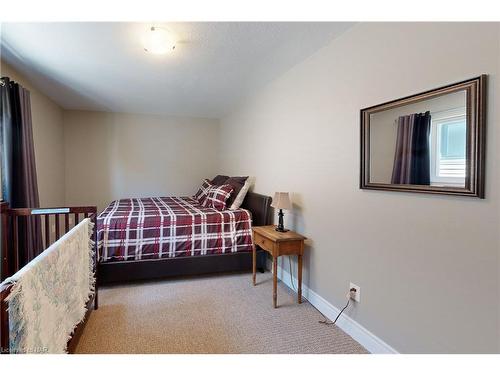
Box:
(0, 190, 270, 353)
(97, 191, 273, 284)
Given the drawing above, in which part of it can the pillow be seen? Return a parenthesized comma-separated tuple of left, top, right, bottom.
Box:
(210, 175, 230, 185)
(224, 176, 248, 208)
(230, 177, 254, 210)
(194, 179, 213, 204)
(202, 184, 234, 211)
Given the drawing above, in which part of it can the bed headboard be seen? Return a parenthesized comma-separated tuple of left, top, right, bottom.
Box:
(241, 192, 273, 226)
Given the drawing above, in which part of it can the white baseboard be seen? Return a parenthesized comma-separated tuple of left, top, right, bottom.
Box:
(268, 259, 398, 354)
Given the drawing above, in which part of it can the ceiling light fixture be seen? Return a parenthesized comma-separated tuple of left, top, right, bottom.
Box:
(143, 26, 176, 55)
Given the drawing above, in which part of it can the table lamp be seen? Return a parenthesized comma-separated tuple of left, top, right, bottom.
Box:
(271, 192, 292, 232)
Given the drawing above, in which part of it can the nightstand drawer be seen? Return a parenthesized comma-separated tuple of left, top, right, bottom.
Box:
(277, 240, 303, 256)
(254, 232, 273, 252)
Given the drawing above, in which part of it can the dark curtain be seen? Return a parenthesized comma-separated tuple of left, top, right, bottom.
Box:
(1, 78, 14, 203)
(1, 77, 43, 270)
(391, 111, 431, 185)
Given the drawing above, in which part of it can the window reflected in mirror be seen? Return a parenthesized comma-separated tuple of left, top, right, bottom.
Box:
(431, 107, 467, 186)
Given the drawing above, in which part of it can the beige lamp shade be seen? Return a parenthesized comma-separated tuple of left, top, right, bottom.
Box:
(271, 192, 292, 210)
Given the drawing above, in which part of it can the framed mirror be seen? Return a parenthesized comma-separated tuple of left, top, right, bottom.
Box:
(360, 75, 486, 198)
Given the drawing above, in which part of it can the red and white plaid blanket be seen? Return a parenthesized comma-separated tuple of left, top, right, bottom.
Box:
(97, 196, 253, 262)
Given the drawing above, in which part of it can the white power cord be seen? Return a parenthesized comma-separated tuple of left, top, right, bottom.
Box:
(289, 256, 296, 292)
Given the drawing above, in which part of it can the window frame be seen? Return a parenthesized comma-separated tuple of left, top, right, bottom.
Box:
(430, 107, 467, 187)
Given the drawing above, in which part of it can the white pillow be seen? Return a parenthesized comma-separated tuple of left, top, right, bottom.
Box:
(230, 177, 254, 210)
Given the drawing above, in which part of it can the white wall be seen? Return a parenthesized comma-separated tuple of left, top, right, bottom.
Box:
(219, 22, 500, 353)
(0, 61, 65, 207)
(63, 110, 219, 211)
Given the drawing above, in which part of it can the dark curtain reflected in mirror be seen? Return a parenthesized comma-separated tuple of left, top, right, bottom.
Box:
(391, 111, 431, 185)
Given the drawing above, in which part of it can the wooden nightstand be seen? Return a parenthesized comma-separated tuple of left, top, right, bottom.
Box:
(252, 225, 307, 308)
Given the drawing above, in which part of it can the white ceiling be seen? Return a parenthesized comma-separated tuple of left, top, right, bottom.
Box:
(0, 22, 354, 118)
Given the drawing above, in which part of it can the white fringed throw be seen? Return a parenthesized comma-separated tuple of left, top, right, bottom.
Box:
(1, 219, 95, 354)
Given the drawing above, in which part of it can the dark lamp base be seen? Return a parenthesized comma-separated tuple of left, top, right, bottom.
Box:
(275, 227, 289, 232)
(275, 209, 289, 232)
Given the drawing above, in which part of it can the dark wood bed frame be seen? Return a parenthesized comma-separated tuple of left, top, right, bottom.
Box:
(98, 192, 273, 284)
(0, 191, 272, 353)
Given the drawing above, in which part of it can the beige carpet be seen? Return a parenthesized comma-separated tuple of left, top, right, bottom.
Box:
(75, 272, 368, 354)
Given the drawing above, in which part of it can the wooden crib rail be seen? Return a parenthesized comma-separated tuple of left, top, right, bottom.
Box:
(0, 204, 98, 354)
(2, 205, 97, 278)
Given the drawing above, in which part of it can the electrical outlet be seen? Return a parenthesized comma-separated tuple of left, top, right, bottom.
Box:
(349, 282, 360, 302)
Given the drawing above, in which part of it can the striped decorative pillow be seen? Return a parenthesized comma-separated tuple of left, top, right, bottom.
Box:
(194, 179, 213, 204)
(202, 184, 234, 211)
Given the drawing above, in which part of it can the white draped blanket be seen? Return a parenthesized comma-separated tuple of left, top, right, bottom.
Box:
(1, 219, 95, 353)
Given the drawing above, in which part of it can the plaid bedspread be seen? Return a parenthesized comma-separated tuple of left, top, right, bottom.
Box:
(97, 196, 253, 262)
